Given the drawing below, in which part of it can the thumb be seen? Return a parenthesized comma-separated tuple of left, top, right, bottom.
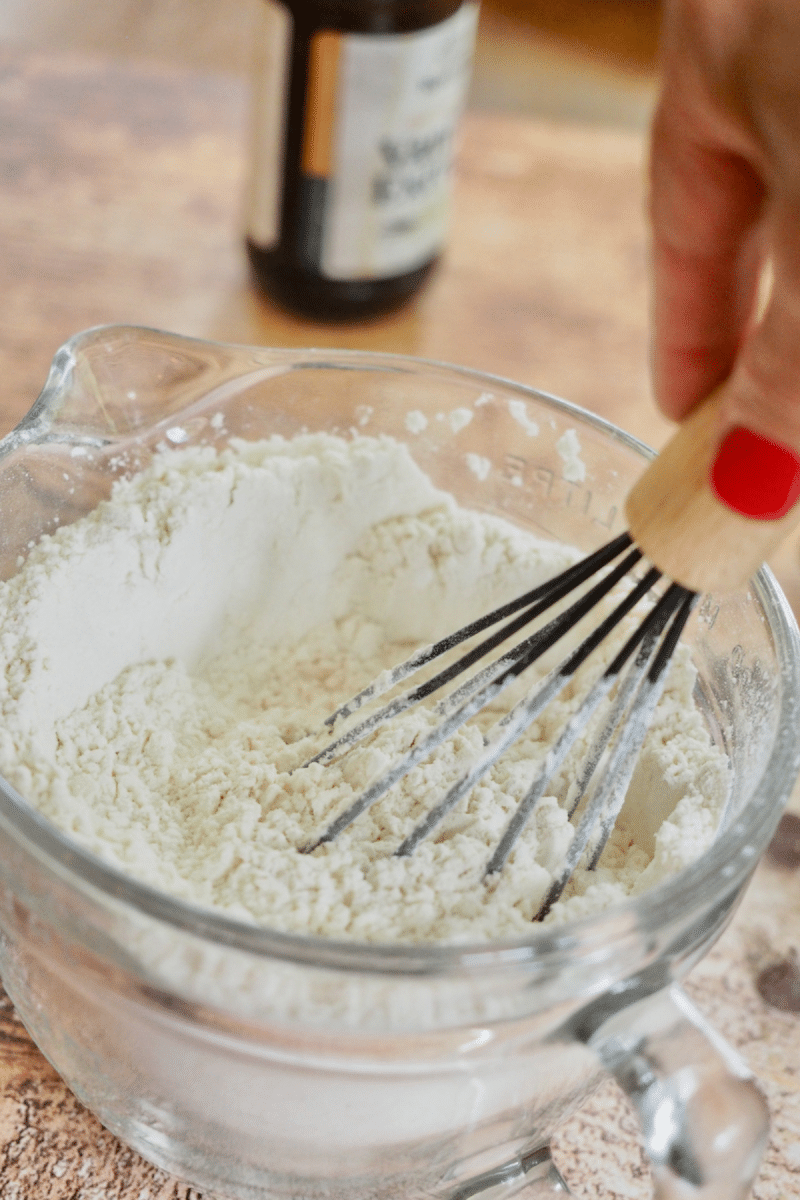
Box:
(710, 202, 800, 522)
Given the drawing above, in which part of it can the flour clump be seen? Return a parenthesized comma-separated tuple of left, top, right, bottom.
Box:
(0, 433, 729, 943)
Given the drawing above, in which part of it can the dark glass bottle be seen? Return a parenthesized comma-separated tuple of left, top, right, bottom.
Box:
(245, 0, 478, 320)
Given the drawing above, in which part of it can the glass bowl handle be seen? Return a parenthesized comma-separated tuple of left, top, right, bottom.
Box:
(448, 980, 766, 1200)
(593, 984, 769, 1198)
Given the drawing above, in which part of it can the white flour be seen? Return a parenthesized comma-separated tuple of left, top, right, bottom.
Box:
(0, 433, 729, 943)
(556, 428, 587, 483)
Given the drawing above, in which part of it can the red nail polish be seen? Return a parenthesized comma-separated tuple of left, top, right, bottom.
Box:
(711, 426, 800, 519)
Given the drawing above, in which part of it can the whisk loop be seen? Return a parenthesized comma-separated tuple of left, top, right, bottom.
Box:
(299, 533, 697, 917)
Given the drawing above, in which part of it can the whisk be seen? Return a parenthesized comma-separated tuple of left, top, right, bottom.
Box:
(301, 392, 799, 920)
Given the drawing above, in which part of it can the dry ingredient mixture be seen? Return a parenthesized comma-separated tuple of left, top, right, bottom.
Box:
(0, 433, 729, 943)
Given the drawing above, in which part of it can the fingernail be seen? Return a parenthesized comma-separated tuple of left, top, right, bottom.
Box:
(711, 426, 800, 519)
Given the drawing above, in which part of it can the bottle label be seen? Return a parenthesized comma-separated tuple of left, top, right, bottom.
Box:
(307, 5, 478, 280)
(246, 0, 292, 250)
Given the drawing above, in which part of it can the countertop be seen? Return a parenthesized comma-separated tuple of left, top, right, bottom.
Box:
(0, 48, 799, 1200)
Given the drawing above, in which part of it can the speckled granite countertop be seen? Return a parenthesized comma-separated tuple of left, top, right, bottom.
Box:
(0, 48, 798, 1199)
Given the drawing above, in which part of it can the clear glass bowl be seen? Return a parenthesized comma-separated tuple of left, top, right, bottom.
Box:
(0, 325, 797, 1200)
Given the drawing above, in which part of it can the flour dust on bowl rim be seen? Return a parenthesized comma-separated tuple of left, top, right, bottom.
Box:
(0, 325, 795, 1200)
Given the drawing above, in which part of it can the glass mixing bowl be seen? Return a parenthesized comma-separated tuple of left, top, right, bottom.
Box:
(0, 326, 797, 1200)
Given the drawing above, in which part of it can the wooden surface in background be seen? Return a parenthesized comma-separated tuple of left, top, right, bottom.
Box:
(481, 0, 661, 71)
(0, 0, 661, 125)
(0, 0, 661, 73)
(0, 50, 665, 442)
(0, 48, 800, 1200)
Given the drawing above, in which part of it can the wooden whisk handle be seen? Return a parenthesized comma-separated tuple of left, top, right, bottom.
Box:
(625, 389, 800, 594)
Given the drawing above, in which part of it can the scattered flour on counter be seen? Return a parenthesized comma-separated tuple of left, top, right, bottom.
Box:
(0, 433, 730, 944)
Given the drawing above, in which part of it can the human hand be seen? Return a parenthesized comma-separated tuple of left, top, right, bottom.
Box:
(650, 0, 800, 519)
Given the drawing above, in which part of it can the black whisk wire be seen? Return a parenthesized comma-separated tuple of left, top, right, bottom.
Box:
(298, 532, 699, 916)
(393, 565, 663, 858)
(533, 586, 697, 920)
(322, 531, 634, 729)
(302, 544, 646, 850)
(303, 538, 641, 772)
